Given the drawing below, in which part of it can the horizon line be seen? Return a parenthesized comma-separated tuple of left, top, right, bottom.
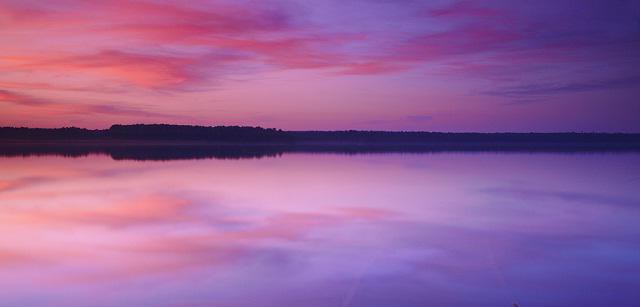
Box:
(1, 124, 639, 134)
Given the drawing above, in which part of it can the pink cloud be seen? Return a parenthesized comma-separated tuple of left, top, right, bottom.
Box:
(0, 88, 188, 119)
(0, 0, 394, 94)
(97, 0, 291, 38)
(2, 51, 213, 88)
(0, 89, 50, 106)
(336, 62, 409, 75)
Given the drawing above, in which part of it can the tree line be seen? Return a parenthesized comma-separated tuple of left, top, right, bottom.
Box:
(1, 124, 639, 144)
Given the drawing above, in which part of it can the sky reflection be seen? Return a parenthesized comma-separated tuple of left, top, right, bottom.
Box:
(0, 153, 639, 306)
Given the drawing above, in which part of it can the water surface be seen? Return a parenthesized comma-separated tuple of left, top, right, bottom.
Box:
(1, 152, 639, 306)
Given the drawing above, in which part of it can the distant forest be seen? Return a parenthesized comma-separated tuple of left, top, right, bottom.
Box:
(2, 124, 640, 160)
(1, 124, 640, 145)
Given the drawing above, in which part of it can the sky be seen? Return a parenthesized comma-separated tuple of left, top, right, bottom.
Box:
(0, 0, 639, 131)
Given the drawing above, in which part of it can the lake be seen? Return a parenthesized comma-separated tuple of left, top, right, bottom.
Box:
(0, 152, 638, 306)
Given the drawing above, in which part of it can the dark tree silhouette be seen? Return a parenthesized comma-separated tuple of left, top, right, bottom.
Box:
(1, 124, 639, 149)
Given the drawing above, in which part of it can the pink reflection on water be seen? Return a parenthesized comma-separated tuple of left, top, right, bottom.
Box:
(0, 153, 639, 306)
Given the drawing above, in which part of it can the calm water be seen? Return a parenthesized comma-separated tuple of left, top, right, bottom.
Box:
(0, 152, 639, 306)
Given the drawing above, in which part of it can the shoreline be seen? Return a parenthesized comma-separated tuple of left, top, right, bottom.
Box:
(2, 140, 639, 161)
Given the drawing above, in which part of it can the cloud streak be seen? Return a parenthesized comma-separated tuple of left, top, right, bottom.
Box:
(0, 89, 189, 120)
(485, 75, 640, 98)
(0, 0, 638, 130)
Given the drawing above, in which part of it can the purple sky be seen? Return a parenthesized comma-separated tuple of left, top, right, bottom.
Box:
(1, 0, 639, 131)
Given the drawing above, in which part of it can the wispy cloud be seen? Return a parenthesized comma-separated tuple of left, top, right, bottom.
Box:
(485, 75, 640, 98)
(0, 89, 189, 119)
